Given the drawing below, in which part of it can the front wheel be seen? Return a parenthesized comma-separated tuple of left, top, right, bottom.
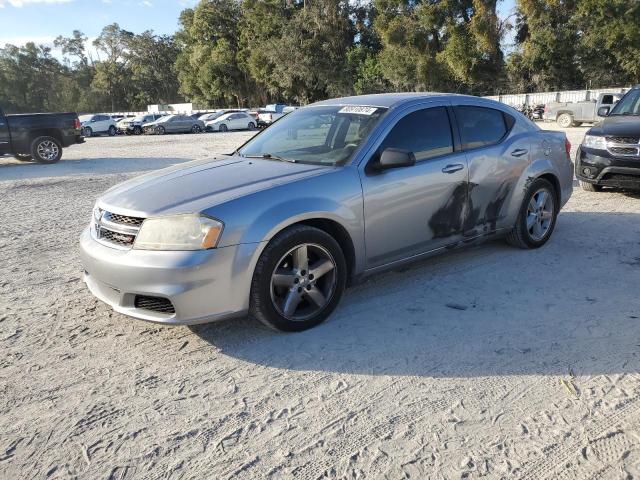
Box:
(191, 125, 202, 133)
(133, 126, 143, 135)
(580, 181, 603, 192)
(108, 126, 116, 136)
(250, 225, 347, 332)
(156, 126, 165, 135)
(218, 124, 228, 132)
(83, 127, 93, 137)
(248, 122, 256, 130)
(31, 136, 62, 164)
(13, 153, 32, 161)
(506, 178, 558, 249)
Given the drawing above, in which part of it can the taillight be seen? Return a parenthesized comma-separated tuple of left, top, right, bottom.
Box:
(74, 118, 81, 130)
(565, 137, 571, 158)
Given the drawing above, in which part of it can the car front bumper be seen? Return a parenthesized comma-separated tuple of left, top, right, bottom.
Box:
(575, 146, 640, 188)
(79, 227, 262, 325)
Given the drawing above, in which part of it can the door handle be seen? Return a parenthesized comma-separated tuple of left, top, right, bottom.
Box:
(511, 148, 528, 157)
(442, 164, 464, 174)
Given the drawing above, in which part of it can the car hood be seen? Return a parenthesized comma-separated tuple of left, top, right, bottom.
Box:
(98, 156, 332, 216)
(589, 116, 640, 137)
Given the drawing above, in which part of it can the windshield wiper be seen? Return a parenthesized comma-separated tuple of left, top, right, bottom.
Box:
(243, 153, 296, 163)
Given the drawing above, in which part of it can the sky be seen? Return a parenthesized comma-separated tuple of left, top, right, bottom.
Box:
(0, 0, 517, 54)
(0, 0, 198, 53)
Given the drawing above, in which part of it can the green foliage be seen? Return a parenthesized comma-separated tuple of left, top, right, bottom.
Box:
(0, 0, 637, 113)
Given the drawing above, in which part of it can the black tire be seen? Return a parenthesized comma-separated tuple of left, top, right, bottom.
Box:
(30, 136, 62, 164)
(133, 126, 143, 135)
(556, 113, 573, 129)
(108, 125, 116, 136)
(13, 153, 32, 161)
(83, 126, 93, 137)
(580, 181, 603, 192)
(506, 178, 558, 249)
(250, 225, 347, 332)
(156, 126, 165, 135)
(248, 122, 256, 130)
(191, 125, 202, 133)
(219, 124, 228, 132)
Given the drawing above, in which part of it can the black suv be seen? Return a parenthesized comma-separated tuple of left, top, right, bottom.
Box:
(575, 85, 640, 191)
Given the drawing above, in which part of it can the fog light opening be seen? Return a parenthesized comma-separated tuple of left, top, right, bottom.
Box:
(583, 167, 592, 175)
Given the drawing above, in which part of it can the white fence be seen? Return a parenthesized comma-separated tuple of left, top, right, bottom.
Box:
(484, 86, 631, 106)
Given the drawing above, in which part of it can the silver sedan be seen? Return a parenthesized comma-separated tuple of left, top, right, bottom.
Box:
(80, 93, 573, 331)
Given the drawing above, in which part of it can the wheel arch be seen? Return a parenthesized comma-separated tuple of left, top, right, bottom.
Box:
(31, 128, 63, 145)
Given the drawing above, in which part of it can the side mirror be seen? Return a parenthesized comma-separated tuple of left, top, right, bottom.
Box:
(597, 106, 610, 117)
(375, 148, 416, 171)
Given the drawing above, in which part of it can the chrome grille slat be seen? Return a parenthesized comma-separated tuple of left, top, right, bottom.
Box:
(96, 210, 145, 249)
(605, 136, 640, 158)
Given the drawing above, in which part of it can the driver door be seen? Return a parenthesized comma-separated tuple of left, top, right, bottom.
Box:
(359, 104, 469, 269)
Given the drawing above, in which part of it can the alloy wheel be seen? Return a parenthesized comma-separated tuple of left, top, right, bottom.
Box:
(526, 188, 554, 241)
(270, 243, 337, 321)
(36, 140, 59, 161)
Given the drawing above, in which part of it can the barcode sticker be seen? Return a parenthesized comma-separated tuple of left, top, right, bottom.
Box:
(338, 106, 378, 115)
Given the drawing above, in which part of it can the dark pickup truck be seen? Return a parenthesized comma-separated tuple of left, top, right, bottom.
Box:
(575, 85, 640, 191)
(0, 106, 84, 163)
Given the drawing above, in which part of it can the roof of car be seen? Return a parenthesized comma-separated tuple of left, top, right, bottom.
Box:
(312, 92, 467, 109)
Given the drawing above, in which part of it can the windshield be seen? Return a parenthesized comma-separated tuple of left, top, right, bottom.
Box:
(610, 90, 640, 115)
(238, 105, 387, 166)
(133, 115, 148, 122)
(79, 115, 92, 121)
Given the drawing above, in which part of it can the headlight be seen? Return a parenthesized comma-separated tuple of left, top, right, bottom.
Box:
(133, 214, 223, 251)
(582, 135, 607, 150)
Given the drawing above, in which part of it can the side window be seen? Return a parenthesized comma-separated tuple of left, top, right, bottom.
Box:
(454, 106, 507, 150)
(378, 107, 453, 162)
(601, 95, 613, 105)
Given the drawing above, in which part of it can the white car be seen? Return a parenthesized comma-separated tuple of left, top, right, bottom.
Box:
(206, 112, 256, 132)
(79, 114, 118, 137)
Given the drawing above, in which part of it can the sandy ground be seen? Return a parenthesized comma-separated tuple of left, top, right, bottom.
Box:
(2, 126, 640, 479)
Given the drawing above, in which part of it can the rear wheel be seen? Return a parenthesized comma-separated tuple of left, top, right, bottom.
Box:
(250, 225, 347, 332)
(580, 181, 603, 192)
(31, 136, 62, 164)
(506, 178, 558, 249)
(556, 113, 573, 128)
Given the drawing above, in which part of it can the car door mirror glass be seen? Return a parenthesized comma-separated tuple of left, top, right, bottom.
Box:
(597, 106, 610, 117)
(376, 148, 416, 170)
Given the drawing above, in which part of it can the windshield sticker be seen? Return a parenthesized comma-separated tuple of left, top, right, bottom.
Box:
(338, 106, 378, 115)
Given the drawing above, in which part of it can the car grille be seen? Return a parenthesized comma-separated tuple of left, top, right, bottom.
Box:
(601, 173, 640, 188)
(606, 136, 640, 158)
(103, 211, 144, 227)
(134, 295, 175, 314)
(95, 210, 144, 249)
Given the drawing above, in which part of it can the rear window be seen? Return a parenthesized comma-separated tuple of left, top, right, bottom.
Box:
(454, 106, 508, 150)
(379, 107, 454, 161)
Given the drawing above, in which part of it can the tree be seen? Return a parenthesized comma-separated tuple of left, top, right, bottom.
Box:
(507, 0, 583, 92)
(92, 23, 135, 111)
(174, 0, 252, 107)
(574, 0, 640, 87)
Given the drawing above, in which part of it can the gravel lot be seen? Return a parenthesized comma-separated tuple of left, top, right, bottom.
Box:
(2, 126, 640, 479)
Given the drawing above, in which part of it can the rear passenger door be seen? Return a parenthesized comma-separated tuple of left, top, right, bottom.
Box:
(0, 108, 10, 154)
(453, 103, 530, 236)
(360, 104, 470, 269)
